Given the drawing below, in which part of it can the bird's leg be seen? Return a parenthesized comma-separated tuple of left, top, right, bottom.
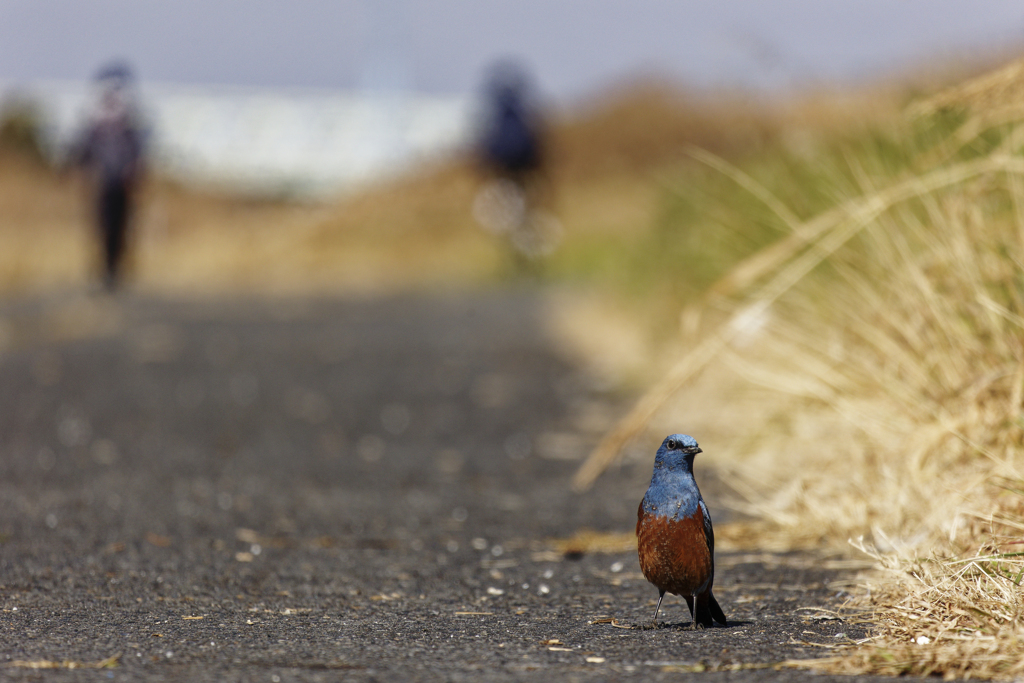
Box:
(684, 596, 698, 630)
(649, 590, 666, 627)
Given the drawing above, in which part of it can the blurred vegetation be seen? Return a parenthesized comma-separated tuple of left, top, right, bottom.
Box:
(549, 92, 973, 296)
(0, 95, 48, 166)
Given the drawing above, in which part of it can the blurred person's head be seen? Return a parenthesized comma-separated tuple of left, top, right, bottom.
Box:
(95, 60, 134, 90)
(91, 60, 137, 123)
(485, 59, 533, 111)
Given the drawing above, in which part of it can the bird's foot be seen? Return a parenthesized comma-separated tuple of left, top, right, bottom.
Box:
(637, 621, 660, 631)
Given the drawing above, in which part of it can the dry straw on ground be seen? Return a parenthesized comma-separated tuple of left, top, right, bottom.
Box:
(578, 58, 1024, 678)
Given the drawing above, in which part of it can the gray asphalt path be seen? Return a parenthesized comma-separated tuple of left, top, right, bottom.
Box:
(0, 290, 880, 682)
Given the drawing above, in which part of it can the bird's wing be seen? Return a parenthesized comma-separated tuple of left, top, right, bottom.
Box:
(699, 499, 714, 558)
(636, 500, 645, 537)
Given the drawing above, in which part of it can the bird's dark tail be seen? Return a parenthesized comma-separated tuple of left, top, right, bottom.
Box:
(708, 592, 727, 626)
(694, 591, 727, 627)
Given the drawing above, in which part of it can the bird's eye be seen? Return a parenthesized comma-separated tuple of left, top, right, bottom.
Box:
(667, 439, 677, 450)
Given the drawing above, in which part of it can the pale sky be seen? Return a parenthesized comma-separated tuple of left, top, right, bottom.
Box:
(1, 0, 1023, 101)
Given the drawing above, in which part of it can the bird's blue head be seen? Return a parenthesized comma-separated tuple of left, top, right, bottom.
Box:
(653, 433, 702, 473)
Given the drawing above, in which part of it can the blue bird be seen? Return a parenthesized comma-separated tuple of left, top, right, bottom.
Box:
(636, 434, 727, 628)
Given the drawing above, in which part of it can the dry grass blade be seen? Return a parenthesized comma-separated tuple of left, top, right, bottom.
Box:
(547, 529, 637, 555)
(685, 146, 803, 231)
(573, 330, 729, 490)
(9, 653, 121, 669)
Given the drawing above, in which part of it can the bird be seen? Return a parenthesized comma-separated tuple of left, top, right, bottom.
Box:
(636, 434, 727, 629)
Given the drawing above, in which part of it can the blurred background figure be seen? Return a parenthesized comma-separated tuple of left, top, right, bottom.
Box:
(68, 61, 146, 291)
(472, 60, 562, 269)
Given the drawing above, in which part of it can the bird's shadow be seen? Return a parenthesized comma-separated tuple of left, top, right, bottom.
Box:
(634, 618, 753, 631)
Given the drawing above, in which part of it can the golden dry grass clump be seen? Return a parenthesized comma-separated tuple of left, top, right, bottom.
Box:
(577, 58, 1024, 678)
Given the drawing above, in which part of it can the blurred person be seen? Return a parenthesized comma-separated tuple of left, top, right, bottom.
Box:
(472, 60, 561, 267)
(68, 62, 146, 291)
(478, 61, 543, 183)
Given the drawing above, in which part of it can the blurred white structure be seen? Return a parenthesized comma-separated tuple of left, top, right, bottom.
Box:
(7, 81, 473, 198)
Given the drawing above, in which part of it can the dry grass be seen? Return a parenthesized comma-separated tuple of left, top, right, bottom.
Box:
(576, 57, 1024, 678)
(804, 503, 1024, 678)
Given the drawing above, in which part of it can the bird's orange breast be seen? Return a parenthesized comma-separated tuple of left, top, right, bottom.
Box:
(636, 503, 712, 597)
